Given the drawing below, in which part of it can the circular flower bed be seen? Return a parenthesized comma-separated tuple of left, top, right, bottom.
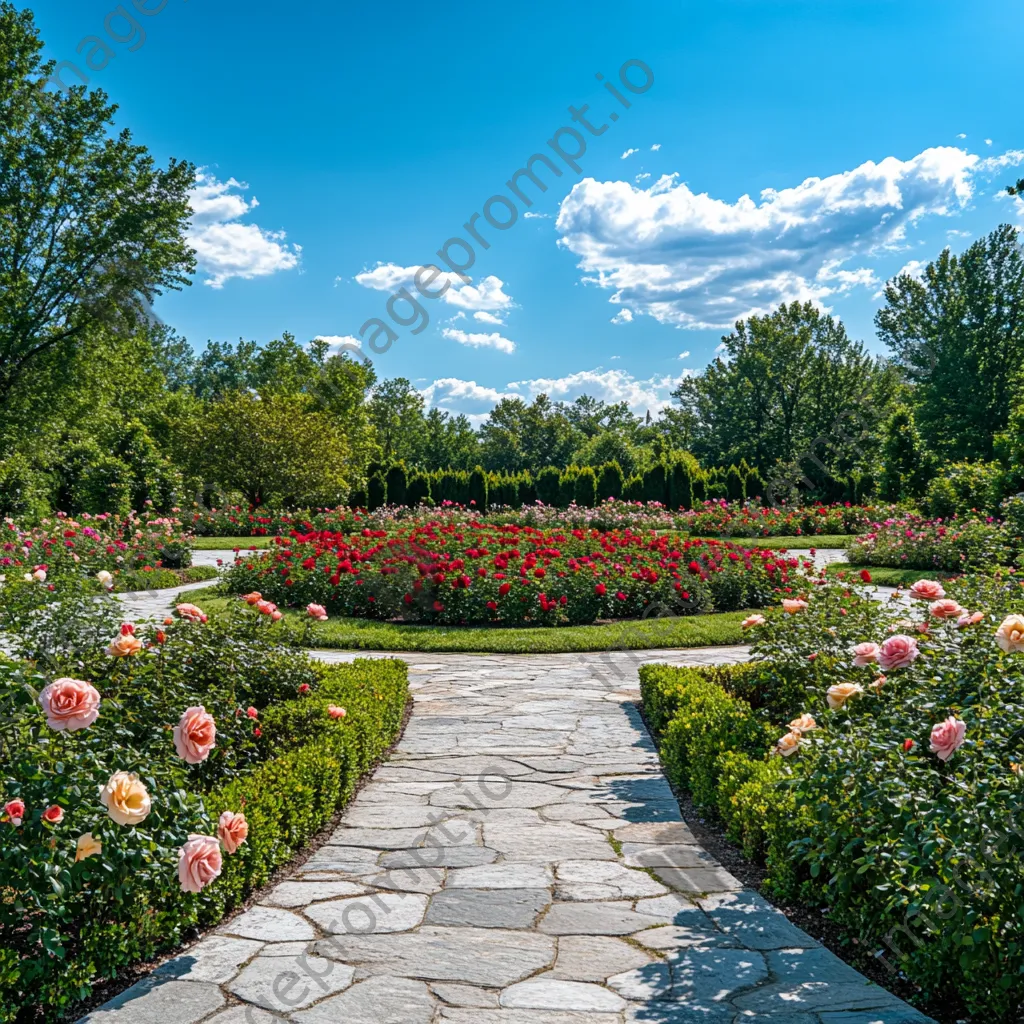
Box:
(223, 521, 812, 625)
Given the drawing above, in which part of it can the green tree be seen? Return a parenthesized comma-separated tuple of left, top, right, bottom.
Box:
(0, 4, 196, 404)
(876, 225, 1024, 461)
(596, 461, 625, 502)
(385, 464, 408, 507)
(367, 378, 426, 465)
(879, 405, 931, 501)
(421, 408, 479, 470)
(468, 466, 488, 510)
(573, 466, 598, 507)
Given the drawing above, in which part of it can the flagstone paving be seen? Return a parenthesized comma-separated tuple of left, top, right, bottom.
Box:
(80, 648, 933, 1024)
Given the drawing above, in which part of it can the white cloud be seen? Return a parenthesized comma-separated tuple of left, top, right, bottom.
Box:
(421, 366, 688, 420)
(354, 264, 513, 312)
(635, 173, 651, 183)
(677, 350, 690, 360)
(315, 334, 362, 353)
(651, 143, 661, 151)
(473, 311, 506, 325)
(621, 148, 639, 160)
(441, 328, 517, 354)
(556, 146, 1024, 329)
(956, 133, 967, 140)
(188, 173, 301, 288)
(896, 259, 928, 281)
(986, 138, 994, 146)
(610, 307, 634, 324)
(523, 211, 551, 219)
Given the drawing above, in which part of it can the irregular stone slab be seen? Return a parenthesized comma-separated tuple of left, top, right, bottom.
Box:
(555, 860, 668, 900)
(550, 935, 658, 982)
(381, 845, 497, 869)
(263, 880, 367, 907)
(621, 843, 717, 869)
(426, 887, 550, 928)
(698, 890, 819, 950)
(820, 1010, 935, 1024)
(77, 978, 225, 1023)
(634, 893, 703, 922)
(440, 1011, 617, 1023)
(732, 947, 916, 1015)
(303, 892, 428, 933)
(612, 822, 698, 845)
(228, 955, 353, 1011)
(649, 864, 744, 894)
(431, 983, 501, 1007)
(220, 906, 315, 942)
(540, 901, 665, 936)
(447, 862, 553, 889)
(152, 935, 262, 984)
(204, 1009, 287, 1024)
(667, 944, 770, 1005)
(500, 979, 626, 1012)
(313, 926, 555, 987)
(607, 960, 674, 1001)
(485, 823, 618, 863)
(342, 803, 456, 828)
(298, 846, 382, 875)
(292, 976, 435, 1024)
(361, 866, 447, 894)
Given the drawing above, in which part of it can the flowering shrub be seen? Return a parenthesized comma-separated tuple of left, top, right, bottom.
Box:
(644, 576, 1024, 1019)
(222, 520, 811, 625)
(0, 598, 408, 1020)
(846, 513, 1015, 571)
(673, 499, 903, 537)
(0, 510, 192, 591)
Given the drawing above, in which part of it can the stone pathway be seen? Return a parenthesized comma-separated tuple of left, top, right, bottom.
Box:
(81, 649, 933, 1024)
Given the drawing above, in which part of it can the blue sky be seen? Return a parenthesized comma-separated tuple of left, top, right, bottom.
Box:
(35, 0, 1024, 423)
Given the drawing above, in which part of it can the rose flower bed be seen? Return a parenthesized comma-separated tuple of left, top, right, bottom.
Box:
(674, 500, 900, 538)
(222, 521, 809, 626)
(0, 593, 408, 1021)
(641, 574, 1024, 1021)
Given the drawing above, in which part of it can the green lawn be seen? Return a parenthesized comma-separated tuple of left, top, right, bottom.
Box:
(190, 535, 274, 550)
(823, 563, 961, 586)
(106, 565, 220, 592)
(200, 593, 748, 653)
(692, 534, 853, 550)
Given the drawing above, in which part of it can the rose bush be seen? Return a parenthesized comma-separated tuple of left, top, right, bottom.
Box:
(222, 520, 809, 626)
(847, 514, 1015, 571)
(0, 594, 408, 1021)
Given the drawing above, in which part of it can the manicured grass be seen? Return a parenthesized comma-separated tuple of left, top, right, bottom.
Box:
(691, 534, 853, 550)
(201, 594, 748, 653)
(190, 535, 274, 550)
(98, 565, 220, 593)
(823, 563, 961, 586)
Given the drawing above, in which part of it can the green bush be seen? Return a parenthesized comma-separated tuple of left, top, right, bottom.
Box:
(923, 460, 1002, 518)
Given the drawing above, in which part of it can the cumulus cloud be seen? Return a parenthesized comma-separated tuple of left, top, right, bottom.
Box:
(441, 328, 517, 354)
(354, 263, 513, 312)
(651, 143, 661, 151)
(555, 146, 1024, 329)
(314, 334, 362, 352)
(610, 307, 634, 324)
(621, 148, 639, 159)
(523, 211, 551, 219)
(421, 366, 688, 421)
(188, 173, 301, 288)
(677, 350, 690, 360)
(473, 311, 506, 325)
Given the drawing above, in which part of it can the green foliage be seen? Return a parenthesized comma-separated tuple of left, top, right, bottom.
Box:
(406, 472, 431, 507)
(385, 463, 408, 507)
(367, 473, 386, 510)
(880, 405, 931, 500)
(468, 465, 488, 510)
(923, 461, 1002, 518)
(643, 462, 668, 504)
(596, 460, 624, 502)
(669, 461, 693, 510)
(535, 466, 561, 505)
(573, 465, 597, 507)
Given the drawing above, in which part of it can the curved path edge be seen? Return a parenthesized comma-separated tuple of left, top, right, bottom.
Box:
(80, 646, 933, 1024)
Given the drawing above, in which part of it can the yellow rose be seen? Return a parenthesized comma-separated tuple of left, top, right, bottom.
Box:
(75, 832, 102, 861)
(776, 730, 802, 757)
(107, 635, 143, 658)
(827, 682, 864, 710)
(100, 771, 151, 826)
(789, 713, 817, 733)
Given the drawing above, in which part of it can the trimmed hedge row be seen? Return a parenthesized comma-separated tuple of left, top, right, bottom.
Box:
(0, 657, 408, 1022)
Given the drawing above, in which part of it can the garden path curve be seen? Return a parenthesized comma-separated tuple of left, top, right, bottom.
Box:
(80, 646, 933, 1024)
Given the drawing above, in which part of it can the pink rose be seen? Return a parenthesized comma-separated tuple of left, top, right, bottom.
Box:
(851, 642, 880, 667)
(217, 810, 249, 854)
(173, 706, 217, 764)
(255, 600, 277, 616)
(4, 799, 25, 826)
(878, 634, 920, 671)
(957, 611, 984, 628)
(40, 678, 101, 732)
(177, 834, 223, 893)
(909, 579, 945, 601)
(42, 805, 64, 825)
(782, 598, 808, 614)
(328, 705, 347, 719)
(176, 603, 208, 624)
(307, 603, 328, 621)
(741, 614, 765, 629)
(928, 599, 964, 620)
(929, 716, 966, 762)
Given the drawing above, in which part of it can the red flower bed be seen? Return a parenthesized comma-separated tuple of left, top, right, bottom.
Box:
(223, 520, 809, 626)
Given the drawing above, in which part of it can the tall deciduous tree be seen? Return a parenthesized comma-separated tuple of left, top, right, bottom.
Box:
(876, 225, 1024, 461)
(0, 4, 196, 404)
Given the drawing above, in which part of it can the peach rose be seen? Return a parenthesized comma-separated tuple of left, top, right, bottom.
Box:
(909, 579, 945, 601)
(328, 705, 347, 719)
(867, 674, 887, 692)
(75, 832, 102, 862)
(255, 600, 277, 616)
(176, 603, 208, 624)
(878, 634, 920, 671)
(776, 730, 802, 757)
(42, 805, 64, 825)
(177, 834, 223, 893)
(307, 603, 328, 621)
(957, 611, 984, 628)
(217, 810, 249, 854)
(96, 570, 113, 589)
(929, 716, 966, 762)
(107, 633, 143, 658)
(173, 706, 217, 764)
(789, 713, 817, 733)
(40, 678, 101, 732)
(741, 614, 766, 629)
(782, 598, 808, 615)
(995, 614, 1024, 654)
(826, 682, 864, 710)
(242, 592, 262, 605)
(928, 599, 964, 620)
(851, 642, 880, 667)
(4, 799, 25, 826)
(100, 771, 151, 826)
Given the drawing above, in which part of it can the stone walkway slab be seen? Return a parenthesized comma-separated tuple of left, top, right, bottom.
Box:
(80, 648, 933, 1024)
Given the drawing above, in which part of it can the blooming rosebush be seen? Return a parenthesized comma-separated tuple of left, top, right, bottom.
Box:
(673, 499, 902, 537)
(222, 520, 809, 625)
(0, 596, 408, 1020)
